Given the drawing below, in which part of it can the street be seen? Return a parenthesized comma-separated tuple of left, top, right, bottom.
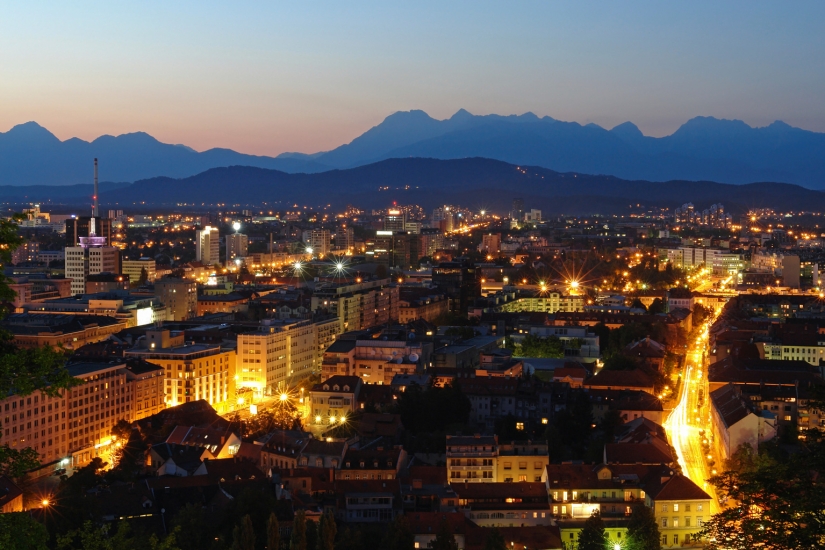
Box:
(665, 320, 720, 515)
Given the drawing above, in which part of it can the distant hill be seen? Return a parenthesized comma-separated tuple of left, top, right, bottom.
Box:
(0, 122, 329, 186)
(308, 110, 825, 188)
(8, 158, 825, 216)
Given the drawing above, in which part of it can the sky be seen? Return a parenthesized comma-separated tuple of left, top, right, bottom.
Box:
(1, 1, 824, 156)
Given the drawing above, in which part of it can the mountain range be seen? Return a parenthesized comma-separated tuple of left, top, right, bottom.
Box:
(5, 158, 825, 216)
(1, 110, 824, 188)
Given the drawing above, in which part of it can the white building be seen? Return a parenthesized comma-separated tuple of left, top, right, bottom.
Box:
(710, 383, 777, 460)
(122, 258, 157, 284)
(65, 225, 120, 296)
(196, 226, 220, 265)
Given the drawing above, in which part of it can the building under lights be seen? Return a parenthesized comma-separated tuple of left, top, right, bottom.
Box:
(195, 225, 221, 265)
(65, 218, 120, 296)
(125, 329, 235, 413)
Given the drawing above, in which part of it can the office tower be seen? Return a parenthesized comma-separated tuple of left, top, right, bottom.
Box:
(384, 209, 406, 231)
(335, 225, 354, 252)
(65, 217, 113, 248)
(512, 198, 525, 221)
(196, 226, 220, 265)
(154, 278, 198, 321)
(65, 217, 120, 296)
(226, 233, 249, 262)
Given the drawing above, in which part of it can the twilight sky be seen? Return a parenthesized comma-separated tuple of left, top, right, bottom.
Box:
(2, 1, 824, 156)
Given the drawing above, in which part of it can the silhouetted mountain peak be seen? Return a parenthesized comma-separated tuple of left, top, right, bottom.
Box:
(449, 108, 474, 122)
(2, 121, 60, 144)
(610, 121, 644, 140)
(675, 116, 753, 136)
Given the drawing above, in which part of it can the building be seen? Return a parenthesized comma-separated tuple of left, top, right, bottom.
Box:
(65, 216, 113, 249)
(312, 278, 399, 333)
(195, 226, 220, 265)
(226, 233, 249, 262)
(309, 229, 332, 257)
(446, 434, 499, 482)
(236, 319, 318, 398)
(369, 231, 417, 269)
(122, 258, 157, 285)
(384, 209, 406, 232)
(479, 233, 502, 255)
(335, 225, 355, 253)
(11, 240, 39, 264)
(308, 375, 362, 427)
(22, 291, 167, 328)
(321, 328, 432, 385)
(451, 482, 551, 527)
(125, 329, 235, 413)
(432, 262, 480, 313)
(8, 276, 72, 309)
(0, 313, 127, 350)
(709, 383, 777, 461)
(196, 293, 250, 316)
(85, 273, 129, 294)
(0, 476, 23, 513)
(65, 222, 120, 296)
(646, 473, 713, 548)
(154, 278, 198, 321)
(398, 293, 448, 323)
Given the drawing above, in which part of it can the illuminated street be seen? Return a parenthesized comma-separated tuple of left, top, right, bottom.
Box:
(665, 320, 720, 515)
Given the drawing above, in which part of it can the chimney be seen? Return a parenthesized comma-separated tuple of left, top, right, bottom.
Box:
(93, 158, 99, 218)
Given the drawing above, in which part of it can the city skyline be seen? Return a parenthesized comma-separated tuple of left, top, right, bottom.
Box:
(2, 2, 824, 156)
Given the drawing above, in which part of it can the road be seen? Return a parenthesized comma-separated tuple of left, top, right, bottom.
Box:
(665, 320, 720, 515)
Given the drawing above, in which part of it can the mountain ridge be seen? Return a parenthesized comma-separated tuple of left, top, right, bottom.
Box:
(4, 157, 824, 216)
(2, 111, 824, 188)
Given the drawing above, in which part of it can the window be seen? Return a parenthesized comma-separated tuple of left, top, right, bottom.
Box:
(697, 504, 703, 512)
(662, 535, 668, 545)
(685, 504, 691, 512)
(504, 462, 512, 470)
(662, 504, 668, 512)
(697, 517, 703, 526)
(662, 518, 668, 528)
(673, 519, 679, 528)
(673, 535, 679, 544)
(673, 504, 679, 512)
(685, 517, 690, 527)
(518, 475, 527, 482)
(519, 462, 527, 470)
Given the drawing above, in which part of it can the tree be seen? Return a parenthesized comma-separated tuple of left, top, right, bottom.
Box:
(648, 298, 665, 315)
(430, 520, 458, 550)
(172, 503, 210, 550)
(232, 515, 256, 550)
(317, 510, 336, 550)
(290, 510, 307, 550)
(578, 510, 608, 550)
(626, 503, 661, 550)
(267, 512, 281, 550)
(0, 513, 49, 550)
(1, 214, 78, 479)
(137, 266, 149, 287)
(382, 516, 414, 550)
(700, 437, 825, 550)
(481, 528, 506, 550)
(519, 334, 565, 358)
(111, 419, 133, 442)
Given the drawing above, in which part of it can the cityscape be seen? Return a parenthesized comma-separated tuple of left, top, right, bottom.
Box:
(1, 3, 824, 550)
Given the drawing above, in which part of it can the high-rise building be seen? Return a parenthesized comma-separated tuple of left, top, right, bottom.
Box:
(154, 278, 198, 321)
(433, 261, 480, 312)
(335, 225, 355, 252)
(480, 233, 502, 255)
(65, 218, 120, 296)
(384, 209, 406, 232)
(226, 233, 249, 262)
(196, 226, 221, 265)
(511, 198, 525, 222)
(312, 279, 399, 333)
(65, 217, 113, 248)
(309, 229, 332, 257)
(370, 231, 417, 269)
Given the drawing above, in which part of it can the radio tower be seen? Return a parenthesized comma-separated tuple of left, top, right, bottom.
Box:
(93, 158, 99, 217)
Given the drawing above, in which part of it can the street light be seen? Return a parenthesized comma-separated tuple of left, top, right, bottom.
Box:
(232, 221, 241, 232)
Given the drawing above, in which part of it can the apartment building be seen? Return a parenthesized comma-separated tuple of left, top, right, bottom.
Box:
(311, 278, 399, 333)
(236, 319, 318, 398)
(125, 329, 235, 413)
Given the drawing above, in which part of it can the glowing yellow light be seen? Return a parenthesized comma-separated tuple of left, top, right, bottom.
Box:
(279, 393, 288, 402)
(42, 499, 50, 506)
(569, 281, 579, 289)
(315, 415, 322, 423)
